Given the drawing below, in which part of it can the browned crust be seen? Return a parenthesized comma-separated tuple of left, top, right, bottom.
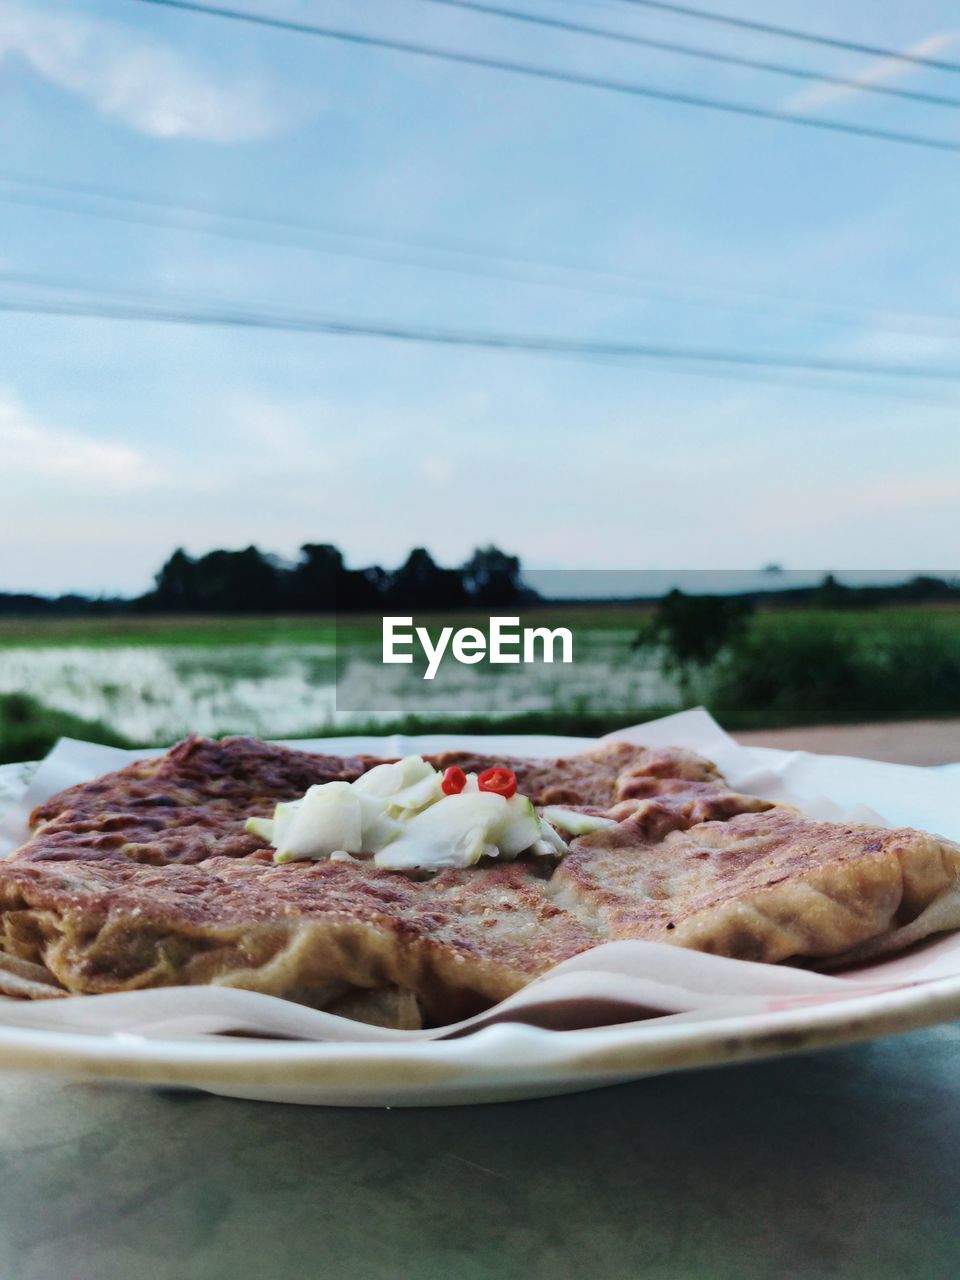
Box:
(606, 781, 773, 842)
(428, 743, 721, 808)
(16, 737, 732, 868)
(0, 856, 595, 1024)
(21, 736, 390, 866)
(552, 808, 960, 963)
(29, 734, 384, 825)
(0, 952, 66, 1000)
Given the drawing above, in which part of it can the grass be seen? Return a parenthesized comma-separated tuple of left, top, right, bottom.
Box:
(0, 603, 660, 648)
(1, 602, 957, 649)
(0, 693, 133, 765)
(0, 615, 340, 648)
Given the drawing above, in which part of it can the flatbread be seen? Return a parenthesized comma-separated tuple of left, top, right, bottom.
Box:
(552, 807, 960, 963)
(22, 735, 384, 866)
(4, 735, 958, 1027)
(0, 856, 594, 1025)
(16, 737, 754, 867)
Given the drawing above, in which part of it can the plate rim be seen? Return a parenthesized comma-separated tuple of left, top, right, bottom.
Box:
(0, 972, 957, 1093)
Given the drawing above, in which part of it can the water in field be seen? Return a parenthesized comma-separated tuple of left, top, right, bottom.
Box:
(0, 644, 338, 741)
(0, 634, 677, 743)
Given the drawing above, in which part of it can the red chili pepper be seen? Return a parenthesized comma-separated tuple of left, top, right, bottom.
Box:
(477, 766, 518, 798)
(441, 766, 467, 795)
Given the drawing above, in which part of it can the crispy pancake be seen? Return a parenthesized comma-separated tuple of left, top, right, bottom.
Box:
(30, 734, 384, 825)
(6, 736, 957, 1027)
(0, 856, 595, 1025)
(551, 807, 960, 963)
(5, 806, 959, 1023)
(606, 781, 772, 843)
(17, 737, 741, 867)
(23, 735, 385, 866)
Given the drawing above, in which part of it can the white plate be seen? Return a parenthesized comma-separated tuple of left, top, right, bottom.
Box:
(0, 972, 959, 1107)
(1, 714, 958, 1107)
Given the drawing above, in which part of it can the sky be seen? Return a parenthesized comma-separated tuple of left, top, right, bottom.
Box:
(1, 0, 959, 595)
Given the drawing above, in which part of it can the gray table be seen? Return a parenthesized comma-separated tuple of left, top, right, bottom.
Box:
(0, 1026, 957, 1280)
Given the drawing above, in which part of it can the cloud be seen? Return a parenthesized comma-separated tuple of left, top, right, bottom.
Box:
(0, 393, 160, 491)
(0, 1, 283, 140)
(784, 30, 960, 113)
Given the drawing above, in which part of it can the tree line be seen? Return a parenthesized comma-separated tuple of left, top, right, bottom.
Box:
(0, 545, 532, 615)
(0, 555, 956, 618)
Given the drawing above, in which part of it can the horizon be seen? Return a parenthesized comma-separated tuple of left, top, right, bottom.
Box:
(2, 539, 957, 605)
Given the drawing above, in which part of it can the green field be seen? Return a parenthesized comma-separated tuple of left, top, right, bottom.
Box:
(0, 603, 658, 648)
(0, 614, 342, 648)
(1, 604, 959, 763)
(3, 602, 959, 647)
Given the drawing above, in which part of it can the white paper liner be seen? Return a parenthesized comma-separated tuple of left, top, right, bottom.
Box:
(0, 708, 957, 1045)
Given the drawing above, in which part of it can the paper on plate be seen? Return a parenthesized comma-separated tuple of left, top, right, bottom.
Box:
(0, 708, 958, 1044)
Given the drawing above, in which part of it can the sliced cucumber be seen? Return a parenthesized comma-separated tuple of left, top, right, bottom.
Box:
(275, 782, 363, 862)
(374, 791, 507, 870)
(529, 837, 560, 857)
(492, 794, 542, 857)
(385, 770, 444, 815)
(350, 761, 403, 797)
(252, 754, 569, 871)
(352, 755, 435, 797)
(536, 819, 570, 856)
(357, 793, 403, 852)
(541, 806, 617, 837)
(243, 816, 274, 842)
(271, 800, 301, 850)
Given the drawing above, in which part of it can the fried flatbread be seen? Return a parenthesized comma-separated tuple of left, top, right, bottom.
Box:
(5, 736, 957, 1027)
(0, 856, 595, 1025)
(4, 806, 959, 1023)
(17, 737, 749, 867)
(22, 735, 385, 866)
(0, 952, 67, 1001)
(551, 807, 960, 963)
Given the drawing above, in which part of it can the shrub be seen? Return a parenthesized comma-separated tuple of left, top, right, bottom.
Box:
(710, 618, 960, 726)
(0, 693, 132, 765)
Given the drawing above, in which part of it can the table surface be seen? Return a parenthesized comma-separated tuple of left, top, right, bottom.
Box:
(0, 1025, 958, 1280)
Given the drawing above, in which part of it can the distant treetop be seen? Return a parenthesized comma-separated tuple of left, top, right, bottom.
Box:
(133, 542, 533, 614)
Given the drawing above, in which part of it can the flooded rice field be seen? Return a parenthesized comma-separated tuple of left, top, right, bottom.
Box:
(0, 633, 677, 743)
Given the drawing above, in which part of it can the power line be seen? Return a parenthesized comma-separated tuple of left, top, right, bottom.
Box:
(2, 169, 957, 338)
(2, 271, 959, 384)
(7, 181, 820, 327)
(0, 172, 953, 339)
(414, 0, 960, 110)
(610, 1, 960, 76)
(125, 0, 960, 153)
(8, 180, 807, 322)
